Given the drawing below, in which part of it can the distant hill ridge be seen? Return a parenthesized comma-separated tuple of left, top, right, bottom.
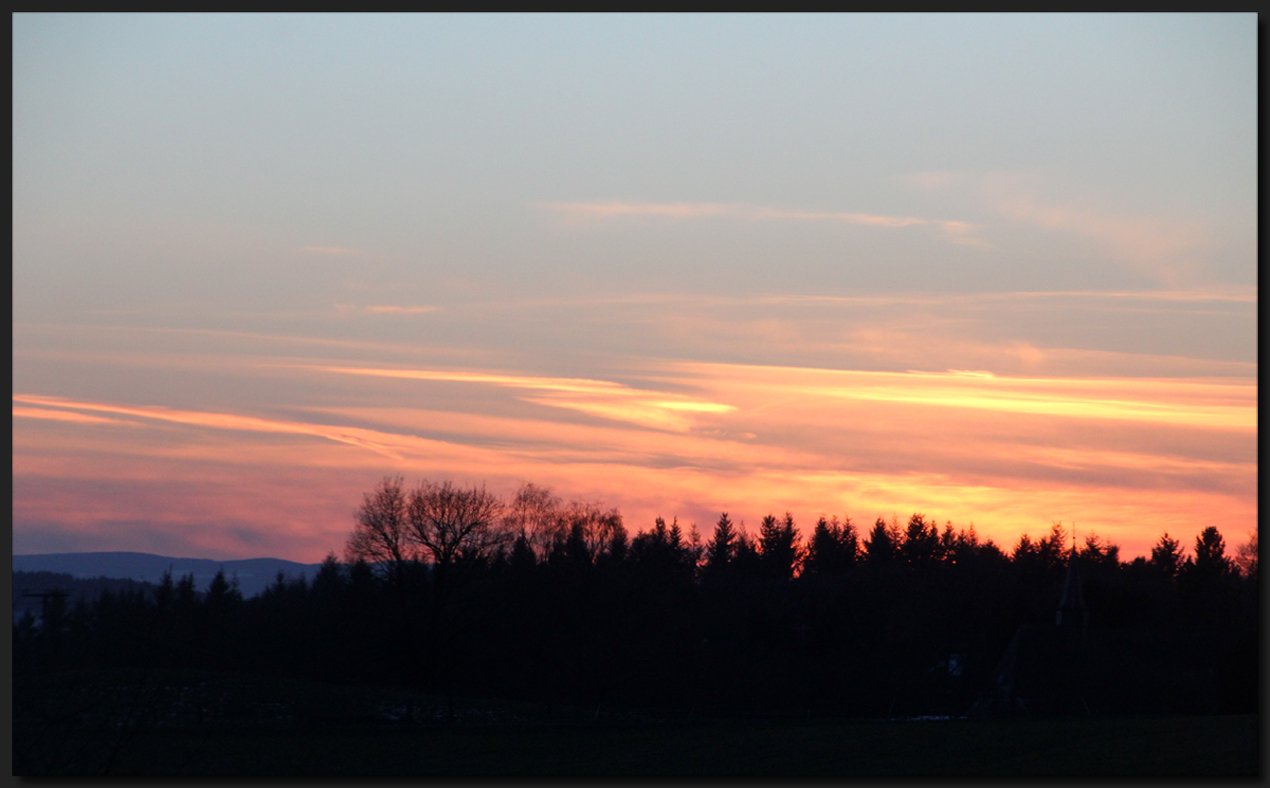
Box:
(12, 552, 324, 599)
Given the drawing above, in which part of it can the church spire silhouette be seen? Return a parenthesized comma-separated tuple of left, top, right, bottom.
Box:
(1055, 523, 1087, 627)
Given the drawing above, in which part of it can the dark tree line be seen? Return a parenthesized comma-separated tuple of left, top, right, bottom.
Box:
(14, 477, 1258, 719)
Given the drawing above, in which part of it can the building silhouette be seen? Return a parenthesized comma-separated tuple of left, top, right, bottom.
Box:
(971, 548, 1092, 715)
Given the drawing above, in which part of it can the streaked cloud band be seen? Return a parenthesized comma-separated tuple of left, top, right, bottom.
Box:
(539, 201, 983, 245)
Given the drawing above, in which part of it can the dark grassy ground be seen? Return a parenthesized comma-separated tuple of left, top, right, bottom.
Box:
(19, 712, 1259, 776)
(135, 715, 1262, 776)
(14, 670, 1258, 776)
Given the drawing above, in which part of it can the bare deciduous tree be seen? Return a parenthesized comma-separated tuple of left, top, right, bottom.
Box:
(504, 482, 564, 561)
(407, 480, 507, 571)
(345, 476, 412, 582)
(1234, 531, 1257, 579)
(347, 476, 516, 582)
(563, 500, 625, 563)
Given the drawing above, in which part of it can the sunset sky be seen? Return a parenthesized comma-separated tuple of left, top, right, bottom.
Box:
(14, 14, 1257, 562)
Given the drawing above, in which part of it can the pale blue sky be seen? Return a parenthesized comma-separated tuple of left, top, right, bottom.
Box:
(15, 14, 1257, 318)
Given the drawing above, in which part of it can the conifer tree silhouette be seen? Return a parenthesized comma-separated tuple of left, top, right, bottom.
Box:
(759, 513, 801, 579)
(864, 517, 898, 564)
(704, 512, 736, 579)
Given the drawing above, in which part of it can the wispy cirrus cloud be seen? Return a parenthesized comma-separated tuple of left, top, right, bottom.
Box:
(903, 170, 1218, 283)
(362, 305, 438, 315)
(13, 405, 141, 427)
(497, 289, 1252, 379)
(991, 192, 1207, 285)
(538, 201, 984, 245)
(13, 394, 409, 460)
(460, 286, 1257, 310)
(296, 365, 737, 433)
(301, 246, 361, 255)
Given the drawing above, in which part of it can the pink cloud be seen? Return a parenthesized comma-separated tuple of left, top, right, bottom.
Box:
(911, 171, 1218, 285)
(363, 305, 439, 314)
(13, 405, 140, 427)
(13, 394, 412, 460)
(298, 365, 736, 433)
(537, 201, 982, 244)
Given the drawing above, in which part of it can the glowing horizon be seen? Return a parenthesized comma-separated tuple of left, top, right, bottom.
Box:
(12, 342, 1256, 561)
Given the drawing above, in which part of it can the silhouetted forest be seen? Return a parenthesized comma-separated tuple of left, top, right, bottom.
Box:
(13, 571, 160, 622)
(14, 477, 1258, 735)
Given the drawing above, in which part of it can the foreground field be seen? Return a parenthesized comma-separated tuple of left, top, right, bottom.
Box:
(127, 716, 1259, 776)
(17, 707, 1259, 776)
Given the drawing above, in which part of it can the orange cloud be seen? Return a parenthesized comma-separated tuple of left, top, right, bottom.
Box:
(292, 360, 1255, 531)
(650, 362, 1255, 432)
(298, 365, 737, 432)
